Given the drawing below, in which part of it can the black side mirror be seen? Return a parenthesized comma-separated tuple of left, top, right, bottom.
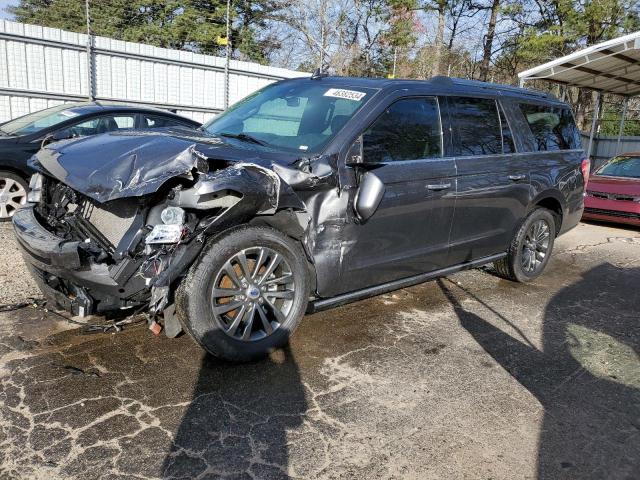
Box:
(41, 129, 73, 149)
(52, 129, 72, 141)
(345, 135, 364, 167)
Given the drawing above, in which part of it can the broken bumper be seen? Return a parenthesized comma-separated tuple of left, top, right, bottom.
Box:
(12, 205, 146, 315)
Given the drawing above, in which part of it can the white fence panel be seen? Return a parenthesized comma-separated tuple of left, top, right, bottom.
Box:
(0, 20, 307, 123)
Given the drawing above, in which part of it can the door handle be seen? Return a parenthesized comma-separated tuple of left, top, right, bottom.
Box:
(508, 174, 526, 181)
(427, 183, 452, 191)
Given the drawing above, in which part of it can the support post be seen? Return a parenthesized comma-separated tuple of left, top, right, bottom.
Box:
(224, 0, 231, 110)
(586, 91, 602, 163)
(616, 97, 629, 156)
(85, 0, 95, 101)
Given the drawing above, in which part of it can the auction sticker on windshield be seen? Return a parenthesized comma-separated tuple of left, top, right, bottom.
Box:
(324, 88, 367, 101)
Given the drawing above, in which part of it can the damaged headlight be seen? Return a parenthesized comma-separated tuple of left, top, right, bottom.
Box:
(27, 173, 43, 203)
(145, 207, 186, 244)
(160, 206, 185, 225)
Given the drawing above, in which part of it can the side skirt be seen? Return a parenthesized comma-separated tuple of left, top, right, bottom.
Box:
(307, 252, 507, 313)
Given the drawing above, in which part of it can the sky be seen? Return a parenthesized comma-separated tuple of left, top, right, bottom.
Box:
(0, 0, 16, 20)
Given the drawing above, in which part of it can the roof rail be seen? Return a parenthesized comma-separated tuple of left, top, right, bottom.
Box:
(430, 76, 553, 100)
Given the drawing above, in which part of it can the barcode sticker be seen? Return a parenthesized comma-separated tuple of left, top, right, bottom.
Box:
(324, 88, 367, 101)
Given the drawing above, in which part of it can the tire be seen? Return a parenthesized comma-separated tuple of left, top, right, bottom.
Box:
(176, 225, 310, 362)
(0, 171, 28, 222)
(493, 208, 557, 283)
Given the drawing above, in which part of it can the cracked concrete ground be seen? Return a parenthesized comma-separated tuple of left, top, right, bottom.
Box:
(0, 220, 638, 480)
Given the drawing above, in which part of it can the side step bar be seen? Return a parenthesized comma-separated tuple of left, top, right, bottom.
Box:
(307, 252, 507, 313)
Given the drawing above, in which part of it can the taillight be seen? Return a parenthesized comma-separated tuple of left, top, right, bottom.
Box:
(581, 158, 591, 189)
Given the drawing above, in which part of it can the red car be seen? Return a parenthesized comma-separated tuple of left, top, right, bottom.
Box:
(583, 152, 640, 227)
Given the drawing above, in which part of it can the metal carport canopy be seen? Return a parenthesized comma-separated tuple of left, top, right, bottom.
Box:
(517, 31, 640, 96)
(518, 31, 640, 160)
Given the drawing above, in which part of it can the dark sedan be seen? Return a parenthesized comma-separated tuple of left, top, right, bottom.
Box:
(0, 102, 200, 220)
(583, 153, 640, 227)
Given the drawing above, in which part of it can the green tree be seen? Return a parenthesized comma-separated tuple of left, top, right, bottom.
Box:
(495, 0, 640, 129)
(9, 0, 280, 63)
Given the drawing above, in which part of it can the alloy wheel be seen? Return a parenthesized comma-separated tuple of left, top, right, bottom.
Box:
(211, 246, 295, 342)
(0, 177, 27, 219)
(521, 219, 550, 274)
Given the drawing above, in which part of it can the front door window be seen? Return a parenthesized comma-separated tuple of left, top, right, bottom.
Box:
(363, 97, 442, 163)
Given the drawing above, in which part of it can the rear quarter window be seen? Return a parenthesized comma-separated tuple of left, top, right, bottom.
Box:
(143, 115, 193, 129)
(519, 104, 581, 151)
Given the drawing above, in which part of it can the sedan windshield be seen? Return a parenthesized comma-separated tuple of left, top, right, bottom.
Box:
(202, 81, 377, 154)
(0, 104, 82, 136)
(596, 155, 640, 179)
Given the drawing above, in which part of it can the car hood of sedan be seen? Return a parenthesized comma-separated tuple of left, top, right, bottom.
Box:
(588, 175, 640, 196)
(30, 128, 306, 203)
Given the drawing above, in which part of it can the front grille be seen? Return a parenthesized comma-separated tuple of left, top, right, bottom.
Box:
(38, 177, 139, 249)
(584, 207, 640, 220)
(587, 190, 639, 202)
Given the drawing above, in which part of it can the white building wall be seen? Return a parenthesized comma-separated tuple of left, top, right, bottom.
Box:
(0, 20, 307, 124)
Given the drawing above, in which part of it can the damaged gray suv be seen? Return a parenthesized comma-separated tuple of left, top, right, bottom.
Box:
(13, 76, 587, 361)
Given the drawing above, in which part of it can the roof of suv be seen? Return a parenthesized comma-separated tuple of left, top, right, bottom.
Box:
(283, 75, 560, 103)
(52, 102, 200, 123)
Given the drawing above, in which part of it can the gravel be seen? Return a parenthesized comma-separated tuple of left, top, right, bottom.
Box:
(0, 222, 41, 305)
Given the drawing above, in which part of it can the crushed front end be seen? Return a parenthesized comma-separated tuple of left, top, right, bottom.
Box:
(13, 148, 308, 337)
(14, 173, 198, 320)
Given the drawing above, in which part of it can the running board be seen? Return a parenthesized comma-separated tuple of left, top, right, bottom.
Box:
(307, 252, 507, 313)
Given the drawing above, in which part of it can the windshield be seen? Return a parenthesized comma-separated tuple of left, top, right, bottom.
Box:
(595, 155, 640, 179)
(202, 81, 377, 154)
(0, 104, 82, 136)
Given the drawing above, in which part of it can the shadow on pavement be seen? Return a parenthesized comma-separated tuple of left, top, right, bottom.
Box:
(438, 264, 640, 479)
(161, 343, 306, 479)
(580, 219, 640, 233)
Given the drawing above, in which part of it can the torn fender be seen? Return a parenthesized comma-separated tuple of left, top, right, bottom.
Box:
(169, 162, 306, 216)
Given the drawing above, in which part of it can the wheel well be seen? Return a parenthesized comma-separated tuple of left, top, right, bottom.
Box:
(535, 197, 563, 234)
(0, 166, 30, 182)
(240, 214, 318, 295)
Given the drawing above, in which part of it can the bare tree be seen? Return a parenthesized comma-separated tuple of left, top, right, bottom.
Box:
(429, 0, 448, 76)
(478, 0, 500, 80)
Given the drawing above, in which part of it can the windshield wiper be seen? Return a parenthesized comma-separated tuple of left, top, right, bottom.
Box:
(219, 132, 267, 146)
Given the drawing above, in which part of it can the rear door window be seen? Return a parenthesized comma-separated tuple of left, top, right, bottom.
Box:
(112, 116, 135, 130)
(143, 114, 190, 129)
(519, 104, 581, 151)
(449, 97, 502, 156)
(363, 97, 442, 163)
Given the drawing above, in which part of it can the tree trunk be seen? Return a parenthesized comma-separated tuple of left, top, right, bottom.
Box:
(575, 88, 595, 132)
(431, 1, 446, 77)
(479, 0, 500, 81)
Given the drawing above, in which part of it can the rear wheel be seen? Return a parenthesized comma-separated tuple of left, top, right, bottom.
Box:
(493, 208, 556, 282)
(0, 171, 28, 221)
(176, 226, 310, 362)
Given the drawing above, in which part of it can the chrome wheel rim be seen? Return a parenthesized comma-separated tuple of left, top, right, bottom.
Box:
(0, 177, 27, 219)
(211, 247, 295, 342)
(521, 219, 550, 274)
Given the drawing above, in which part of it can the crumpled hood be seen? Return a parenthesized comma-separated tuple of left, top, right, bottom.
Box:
(31, 128, 304, 203)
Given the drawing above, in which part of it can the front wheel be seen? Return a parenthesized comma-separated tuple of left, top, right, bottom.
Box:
(493, 208, 557, 282)
(0, 171, 28, 221)
(176, 226, 310, 362)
